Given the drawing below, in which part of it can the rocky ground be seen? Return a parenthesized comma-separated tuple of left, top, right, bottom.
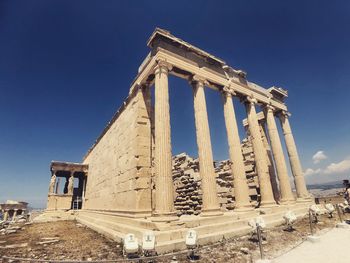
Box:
(0, 221, 121, 261)
(1, 212, 349, 263)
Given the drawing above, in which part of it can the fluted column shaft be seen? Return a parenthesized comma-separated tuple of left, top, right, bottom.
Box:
(245, 98, 276, 207)
(192, 77, 221, 216)
(259, 121, 280, 202)
(222, 90, 252, 210)
(265, 106, 295, 203)
(279, 112, 309, 199)
(153, 60, 176, 219)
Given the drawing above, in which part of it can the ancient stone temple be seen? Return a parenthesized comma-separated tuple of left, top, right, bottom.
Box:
(41, 28, 312, 252)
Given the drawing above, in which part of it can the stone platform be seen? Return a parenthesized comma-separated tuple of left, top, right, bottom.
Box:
(34, 201, 311, 253)
(33, 210, 76, 222)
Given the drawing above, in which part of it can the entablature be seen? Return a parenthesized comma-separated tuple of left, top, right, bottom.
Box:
(51, 161, 88, 175)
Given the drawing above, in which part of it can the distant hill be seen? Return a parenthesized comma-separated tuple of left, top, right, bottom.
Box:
(307, 180, 344, 190)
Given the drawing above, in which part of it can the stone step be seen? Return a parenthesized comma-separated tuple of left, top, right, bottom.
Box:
(74, 203, 311, 254)
(76, 215, 124, 242)
(77, 210, 156, 229)
(157, 207, 308, 254)
(178, 210, 259, 228)
(33, 211, 75, 222)
(192, 218, 251, 237)
(155, 225, 252, 254)
(76, 213, 147, 241)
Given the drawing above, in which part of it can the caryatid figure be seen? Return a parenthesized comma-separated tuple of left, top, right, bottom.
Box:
(67, 173, 74, 195)
(48, 173, 56, 194)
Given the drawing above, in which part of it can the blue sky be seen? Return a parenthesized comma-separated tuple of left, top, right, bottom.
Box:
(1, 1, 350, 208)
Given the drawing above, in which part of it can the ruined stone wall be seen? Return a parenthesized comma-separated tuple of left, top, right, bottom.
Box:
(83, 89, 152, 215)
(172, 143, 259, 216)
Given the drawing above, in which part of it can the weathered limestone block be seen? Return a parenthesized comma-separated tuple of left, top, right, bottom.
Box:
(83, 88, 152, 214)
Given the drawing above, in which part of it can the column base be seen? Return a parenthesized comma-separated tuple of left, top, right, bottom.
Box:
(233, 205, 255, 212)
(151, 212, 178, 222)
(259, 200, 278, 208)
(296, 197, 313, 203)
(200, 208, 223, 217)
(279, 198, 296, 205)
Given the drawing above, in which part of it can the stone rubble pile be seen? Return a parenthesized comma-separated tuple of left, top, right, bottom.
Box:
(241, 138, 259, 202)
(214, 159, 235, 211)
(172, 153, 202, 216)
(0, 214, 30, 236)
(172, 147, 260, 216)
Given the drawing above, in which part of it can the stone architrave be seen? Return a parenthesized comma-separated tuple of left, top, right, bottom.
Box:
(152, 59, 177, 221)
(265, 105, 295, 203)
(191, 76, 222, 216)
(49, 173, 56, 194)
(68, 173, 74, 195)
(245, 97, 276, 207)
(222, 87, 252, 210)
(279, 111, 310, 199)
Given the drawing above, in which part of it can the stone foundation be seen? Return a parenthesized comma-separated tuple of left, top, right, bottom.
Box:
(33, 201, 312, 253)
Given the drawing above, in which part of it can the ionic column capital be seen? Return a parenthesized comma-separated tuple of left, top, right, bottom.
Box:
(154, 58, 173, 74)
(245, 95, 257, 105)
(190, 75, 209, 86)
(264, 104, 276, 113)
(279, 110, 292, 118)
(222, 85, 236, 97)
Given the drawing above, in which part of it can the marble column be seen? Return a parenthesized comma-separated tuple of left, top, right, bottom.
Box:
(3, 210, 8, 221)
(265, 105, 295, 203)
(55, 178, 60, 194)
(192, 76, 222, 216)
(63, 177, 69, 194)
(82, 174, 87, 201)
(152, 59, 177, 221)
(259, 120, 280, 202)
(279, 111, 310, 199)
(49, 172, 56, 194)
(222, 87, 252, 210)
(68, 172, 74, 195)
(245, 97, 276, 207)
(12, 209, 17, 221)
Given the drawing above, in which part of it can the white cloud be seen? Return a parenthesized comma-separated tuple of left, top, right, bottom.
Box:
(312, 151, 327, 164)
(304, 168, 321, 176)
(304, 156, 350, 179)
(324, 158, 350, 175)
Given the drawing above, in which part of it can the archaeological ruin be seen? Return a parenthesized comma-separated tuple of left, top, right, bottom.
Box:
(39, 28, 313, 252)
(0, 200, 28, 221)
